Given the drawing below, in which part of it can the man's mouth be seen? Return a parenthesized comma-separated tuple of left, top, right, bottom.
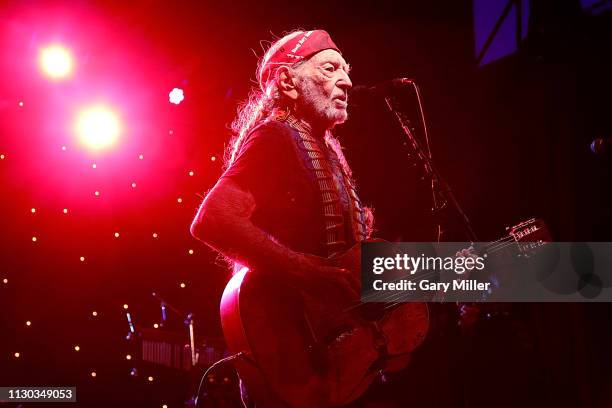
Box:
(333, 94, 348, 107)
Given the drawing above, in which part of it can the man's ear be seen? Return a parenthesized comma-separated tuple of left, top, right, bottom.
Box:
(277, 67, 299, 101)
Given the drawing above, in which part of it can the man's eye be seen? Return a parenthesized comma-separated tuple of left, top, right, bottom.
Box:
(323, 65, 335, 72)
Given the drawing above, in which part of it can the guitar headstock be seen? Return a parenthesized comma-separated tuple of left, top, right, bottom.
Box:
(506, 218, 552, 257)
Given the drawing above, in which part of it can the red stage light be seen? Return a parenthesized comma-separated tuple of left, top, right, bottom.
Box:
(74, 105, 121, 151)
(39, 45, 74, 80)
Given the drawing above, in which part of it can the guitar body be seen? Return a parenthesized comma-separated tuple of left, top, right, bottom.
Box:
(220, 242, 429, 407)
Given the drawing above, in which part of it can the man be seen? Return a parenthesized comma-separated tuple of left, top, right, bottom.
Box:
(191, 29, 376, 406)
(191, 29, 370, 306)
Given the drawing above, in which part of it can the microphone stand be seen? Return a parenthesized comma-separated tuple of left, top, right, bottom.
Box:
(383, 85, 478, 242)
(151, 292, 198, 367)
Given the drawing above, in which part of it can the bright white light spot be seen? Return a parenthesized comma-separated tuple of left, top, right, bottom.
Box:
(74, 345, 80, 351)
(169, 129, 174, 135)
(75, 106, 121, 151)
(61, 145, 67, 151)
(92, 311, 98, 317)
(188, 170, 194, 176)
(32, 236, 37, 242)
(180, 282, 186, 288)
(63, 208, 69, 214)
(0, 154, 5, 159)
(169, 88, 185, 105)
(131, 182, 136, 188)
(152, 233, 158, 238)
(91, 371, 97, 377)
(39, 45, 74, 80)
(2, 278, 7, 284)
(31, 208, 36, 213)
(188, 249, 194, 255)
(18, 101, 24, 107)
(14, 352, 20, 358)
(148, 376, 154, 382)
(211, 156, 216, 162)
(153, 323, 159, 329)
(126, 354, 132, 360)
(114, 232, 120, 238)
(123, 304, 129, 310)
(138, 154, 144, 160)
(94, 191, 100, 197)
(26, 321, 31, 326)
(92, 163, 97, 169)
(177, 197, 183, 203)
(80, 256, 85, 262)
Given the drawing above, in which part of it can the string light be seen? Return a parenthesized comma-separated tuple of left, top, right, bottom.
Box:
(14, 352, 20, 358)
(177, 197, 183, 204)
(169, 130, 174, 135)
(152, 233, 158, 238)
(90, 371, 97, 378)
(188, 170, 194, 176)
(123, 304, 129, 310)
(26, 321, 32, 326)
(153, 323, 159, 329)
(3, 278, 7, 284)
(31, 208, 36, 213)
(211, 156, 216, 162)
(63, 208, 69, 214)
(92, 163, 97, 169)
(162, 405, 168, 408)
(0, 154, 4, 160)
(74, 345, 80, 352)
(80, 256, 85, 262)
(32, 236, 37, 242)
(18, 101, 24, 107)
(138, 154, 144, 160)
(180, 282, 186, 288)
(61, 145, 67, 151)
(126, 354, 132, 360)
(94, 191, 100, 197)
(92, 311, 98, 317)
(148, 376, 154, 382)
(114, 232, 120, 238)
(131, 182, 137, 188)
(188, 249, 194, 255)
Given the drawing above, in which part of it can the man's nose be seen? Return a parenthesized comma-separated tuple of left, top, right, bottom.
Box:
(337, 70, 352, 90)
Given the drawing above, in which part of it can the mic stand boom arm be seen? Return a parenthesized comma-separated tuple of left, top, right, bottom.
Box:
(383, 95, 478, 242)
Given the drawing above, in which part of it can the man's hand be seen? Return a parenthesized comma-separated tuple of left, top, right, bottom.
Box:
(292, 253, 361, 301)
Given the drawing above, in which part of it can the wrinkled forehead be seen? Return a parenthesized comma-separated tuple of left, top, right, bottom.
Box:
(306, 49, 349, 69)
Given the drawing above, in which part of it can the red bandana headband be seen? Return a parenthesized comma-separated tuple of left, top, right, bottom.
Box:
(259, 30, 341, 90)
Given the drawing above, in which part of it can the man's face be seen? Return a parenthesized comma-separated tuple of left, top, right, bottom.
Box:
(294, 49, 352, 129)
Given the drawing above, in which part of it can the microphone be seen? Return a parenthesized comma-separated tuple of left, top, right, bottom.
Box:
(350, 78, 414, 102)
(590, 138, 611, 155)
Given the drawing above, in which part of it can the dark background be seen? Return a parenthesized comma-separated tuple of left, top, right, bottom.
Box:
(1, 0, 611, 407)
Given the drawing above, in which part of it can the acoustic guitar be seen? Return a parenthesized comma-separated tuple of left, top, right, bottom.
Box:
(220, 218, 550, 407)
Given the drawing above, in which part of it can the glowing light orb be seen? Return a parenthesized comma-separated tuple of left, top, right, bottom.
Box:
(153, 323, 159, 329)
(169, 88, 184, 105)
(188, 170, 194, 176)
(39, 45, 74, 80)
(114, 232, 120, 238)
(126, 354, 132, 360)
(148, 376, 154, 382)
(63, 208, 69, 214)
(75, 106, 121, 151)
(80, 256, 85, 262)
(188, 249, 194, 255)
(91, 371, 97, 378)
(14, 352, 20, 358)
(92, 311, 98, 317)
(152, 233, 158, 238)
(123, 304, 129, 310)
(180, 282, 186, 288)
(26, 321, 31, 326)
(74, 345, 80, 351)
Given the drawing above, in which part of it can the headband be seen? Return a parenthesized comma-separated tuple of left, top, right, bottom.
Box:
(259, 30, 341, 89)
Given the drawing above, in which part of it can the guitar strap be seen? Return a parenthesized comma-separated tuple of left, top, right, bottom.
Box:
(275, 112, 368, 256)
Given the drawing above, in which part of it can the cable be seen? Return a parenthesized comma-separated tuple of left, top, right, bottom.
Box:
(194, 351, 246, 408)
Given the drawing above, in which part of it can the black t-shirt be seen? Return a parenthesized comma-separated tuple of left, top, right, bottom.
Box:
(222, 120, 332, 257)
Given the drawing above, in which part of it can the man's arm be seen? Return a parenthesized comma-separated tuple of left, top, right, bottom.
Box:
(190, 177, 359, 298)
